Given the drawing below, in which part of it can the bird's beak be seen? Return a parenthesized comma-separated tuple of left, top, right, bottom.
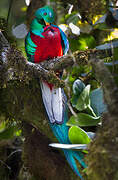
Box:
(45, 21, 50, 26)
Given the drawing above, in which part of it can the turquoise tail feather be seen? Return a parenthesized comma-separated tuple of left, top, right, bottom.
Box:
(40, 82, 86, 179)
(49, 106, 86, 180)
(63, 150, 86, 180)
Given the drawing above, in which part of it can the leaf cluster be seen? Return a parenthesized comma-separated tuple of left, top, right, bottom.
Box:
(67, 79, 107, 148)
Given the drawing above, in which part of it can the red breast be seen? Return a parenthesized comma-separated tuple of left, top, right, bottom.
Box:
(30, 25, 63, 63)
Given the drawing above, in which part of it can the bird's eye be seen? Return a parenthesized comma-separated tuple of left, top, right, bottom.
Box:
(44, 12, 47, 16)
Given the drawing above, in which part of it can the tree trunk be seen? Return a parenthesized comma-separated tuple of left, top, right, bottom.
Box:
(87, 57, 118, 180)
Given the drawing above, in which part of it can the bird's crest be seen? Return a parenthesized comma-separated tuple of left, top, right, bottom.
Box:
(35, 5, 55, 23)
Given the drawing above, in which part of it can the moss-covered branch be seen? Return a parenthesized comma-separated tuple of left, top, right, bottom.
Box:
(86, 56, 118, 180)
(37, 48, 112, 71)
(0, 31, 112, 89)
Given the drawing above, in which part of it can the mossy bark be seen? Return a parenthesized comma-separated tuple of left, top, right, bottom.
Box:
(23, 122, 79, 180)
(86, 57, 118, 180)
(0, 78, 82, 180)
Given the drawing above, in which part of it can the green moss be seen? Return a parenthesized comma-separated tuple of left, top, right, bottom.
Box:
(86, 115, 118, 180)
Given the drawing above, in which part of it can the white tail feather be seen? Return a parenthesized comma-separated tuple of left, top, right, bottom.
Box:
(40, 81, 63, 124)
(52, 88, 63, 123)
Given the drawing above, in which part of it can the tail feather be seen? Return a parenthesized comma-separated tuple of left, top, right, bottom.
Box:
(40, 82, 86, 179)
(40, 81, 64, 124)
(64, 150, 86, 180)
(50, 121, 86, 179)
(73, 151, 87, 169)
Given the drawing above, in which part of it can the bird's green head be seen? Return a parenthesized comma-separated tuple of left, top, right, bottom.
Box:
(34, 5, 55, 25)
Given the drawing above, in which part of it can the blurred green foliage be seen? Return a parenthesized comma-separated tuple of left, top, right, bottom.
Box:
(69, 34, 96, 52)
(0, 121, 21, 140)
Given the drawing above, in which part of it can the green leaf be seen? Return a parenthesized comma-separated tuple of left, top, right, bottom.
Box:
(69, 74, 76, 83)
(71, 79, 85, 107)
(67, 113, 100, 127)
(79, 34, 96, 50)
(0, 121, 6, 132)
(68, 126, 91, 144)
(65, 11, 80, 24)
(0, 126, 15, 140)
(94, 22, 109, 30)
(71, 95, 79, 107)
(75, 85, 91, 111)
(90, 88, 107, 116)
(15, 129, 22, 136)
(73, 79, 85, 95)
(69, 34, 96, 52)
(86, 104, 97, 117)
(67, 113, 101, 127)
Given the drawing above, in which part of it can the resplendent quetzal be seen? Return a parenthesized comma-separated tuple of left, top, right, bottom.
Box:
(25, 5, 86, 179)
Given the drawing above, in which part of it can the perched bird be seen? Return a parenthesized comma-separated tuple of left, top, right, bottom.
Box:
(25, 5, 86, 179)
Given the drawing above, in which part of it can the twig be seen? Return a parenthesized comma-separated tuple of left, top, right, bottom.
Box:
(7, 0, 14, 24)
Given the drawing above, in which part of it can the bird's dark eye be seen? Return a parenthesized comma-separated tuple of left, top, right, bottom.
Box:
(44, 12, 47, 16)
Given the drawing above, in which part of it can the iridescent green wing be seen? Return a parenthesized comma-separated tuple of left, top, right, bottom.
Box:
(25, 32, 37, 62)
